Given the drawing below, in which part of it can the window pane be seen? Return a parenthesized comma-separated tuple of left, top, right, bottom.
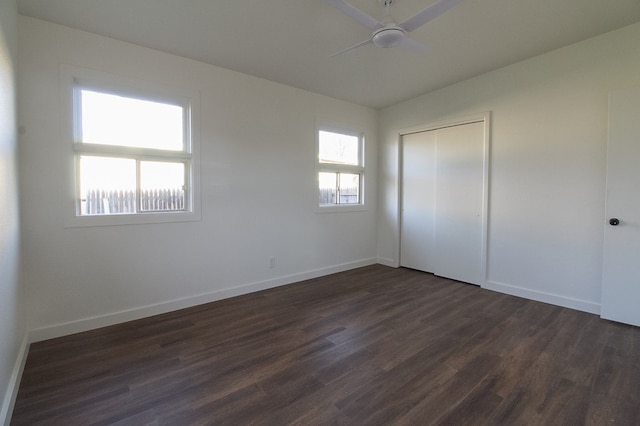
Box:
(339, 173, 360, 204)
(79, 156, 136, 215)
(319, 172, 360, 205)
(80, 89, 184, 151)
(140, 161, 185, 212)
(319, 172, 337, 205)
(319, 131, 359, 165)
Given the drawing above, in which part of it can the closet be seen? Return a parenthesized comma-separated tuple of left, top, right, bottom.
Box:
(400, 119, 488, 285)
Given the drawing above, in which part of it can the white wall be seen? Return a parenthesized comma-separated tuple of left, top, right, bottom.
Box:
(18, 17, 378, 340)
(0, 0, 27, 423)
(378, 23, 640, 313)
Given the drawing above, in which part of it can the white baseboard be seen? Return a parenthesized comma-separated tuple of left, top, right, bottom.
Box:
(376, 256, 398, 267)
(483, 280, 601, 315)
(30, 258, 378, 342)
(1, 334, 29, 426)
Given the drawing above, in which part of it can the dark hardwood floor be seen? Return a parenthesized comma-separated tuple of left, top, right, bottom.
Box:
(11, 265, 640, 425)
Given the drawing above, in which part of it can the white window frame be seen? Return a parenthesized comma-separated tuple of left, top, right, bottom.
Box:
(61, 65, 201, 227)
(316, 123, 366, 213)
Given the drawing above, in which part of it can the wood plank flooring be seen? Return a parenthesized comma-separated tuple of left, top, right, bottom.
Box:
(11, 265, 640, 425)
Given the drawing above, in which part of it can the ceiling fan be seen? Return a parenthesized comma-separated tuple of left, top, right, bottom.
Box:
(324, 0, 464, 57)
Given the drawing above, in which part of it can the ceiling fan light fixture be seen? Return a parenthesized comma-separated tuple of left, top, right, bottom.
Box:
(372, 27, 404, 48)
(325, 0, 462, 56)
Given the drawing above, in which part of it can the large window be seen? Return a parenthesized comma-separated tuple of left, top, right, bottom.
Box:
(62, 66, 199, 226)
(317, 128, 364, 209)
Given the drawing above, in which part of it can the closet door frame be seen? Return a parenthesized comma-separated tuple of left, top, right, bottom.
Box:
(396, 112, 491, 286)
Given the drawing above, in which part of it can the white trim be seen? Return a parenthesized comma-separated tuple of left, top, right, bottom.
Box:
(316, 205, 368, 214)
(376, 257, 397, 267)
(483, 280, 601, 315)
(395, 112, 491, 285)
(1, 335, 29, 426)
(399, 112, 488, 136)
(30, 258, 378, 342)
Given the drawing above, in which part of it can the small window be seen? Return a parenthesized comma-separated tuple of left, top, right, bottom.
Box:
(317, 128, 364, 208)
(62, 65, 200, 227)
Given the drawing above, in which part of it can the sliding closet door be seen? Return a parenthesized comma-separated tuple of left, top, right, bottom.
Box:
(400, 130, 437, 272)
(400, 120, 486, 286)
(432, 122, 485, 285)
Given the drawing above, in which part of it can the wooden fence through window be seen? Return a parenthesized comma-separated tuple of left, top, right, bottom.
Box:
(319, 187, 358, 205)
(83, 189, 185, 215)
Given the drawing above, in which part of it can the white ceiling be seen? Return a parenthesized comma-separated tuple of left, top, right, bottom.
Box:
(17, 0, 640, 109)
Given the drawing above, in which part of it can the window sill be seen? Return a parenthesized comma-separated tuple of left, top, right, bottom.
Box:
(315, 204, 367, 214)
(63, 210, 201, 228)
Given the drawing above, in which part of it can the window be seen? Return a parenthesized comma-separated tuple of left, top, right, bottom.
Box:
(317, 128, 364, 209)
(62, 65, 199, 226)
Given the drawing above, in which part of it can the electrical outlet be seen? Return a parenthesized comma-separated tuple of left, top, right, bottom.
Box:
(269, 256, 276, 269)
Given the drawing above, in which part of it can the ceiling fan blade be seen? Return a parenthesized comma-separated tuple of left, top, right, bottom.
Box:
(397, 37, 429, 54)
(399, 0, 464, 33)
(330, 38, 373, 57)
(323, 0, 383, 31)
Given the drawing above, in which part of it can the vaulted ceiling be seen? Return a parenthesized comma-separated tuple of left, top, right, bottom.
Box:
(17, 0, 640, 109)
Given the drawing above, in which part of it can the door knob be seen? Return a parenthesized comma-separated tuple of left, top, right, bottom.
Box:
(609, 218, 620, 226)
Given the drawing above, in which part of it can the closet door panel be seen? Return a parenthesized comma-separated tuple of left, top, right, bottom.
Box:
(433, 122, 485, 285)
(400, 131, 437, 272)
